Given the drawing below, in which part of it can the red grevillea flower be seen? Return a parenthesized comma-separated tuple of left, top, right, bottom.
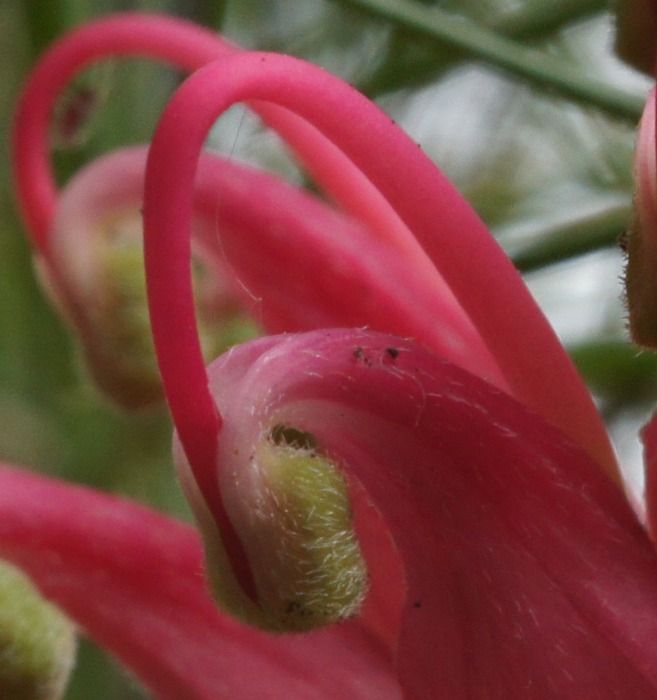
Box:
(7, 11, 657, 700)
(0, 462, 399, 700)
(12, 13, 616, 482)
(135, 46, 655, 698)
(13, 12, 501, 410)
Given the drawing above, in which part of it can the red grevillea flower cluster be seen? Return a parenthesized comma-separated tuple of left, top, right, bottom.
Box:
(7, 10, 657, 700)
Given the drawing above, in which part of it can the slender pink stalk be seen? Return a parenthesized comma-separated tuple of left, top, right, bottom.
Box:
(0, 463, 400, 700)
(12, 13, 230, 251)
(15, 14, 613, 473)
(11, 12, 437, 286)
(642, 413, 657, 539)
(193, 328, 657, 698)
(12, 11, 496, 399)
(144, 51, 617, 489)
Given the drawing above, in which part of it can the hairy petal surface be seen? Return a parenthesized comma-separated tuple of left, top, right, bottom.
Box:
(200, 328, 657, 699)
(0, 464, 399, 700)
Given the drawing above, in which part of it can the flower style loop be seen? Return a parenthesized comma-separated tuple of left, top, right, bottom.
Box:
(7, 10, 657, 700)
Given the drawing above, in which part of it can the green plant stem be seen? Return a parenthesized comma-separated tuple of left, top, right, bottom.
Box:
(493, 0, 609, 38)
(362, 0, 609, 96)
(501, 202, 631, 272)
(335, 0, 646, 121)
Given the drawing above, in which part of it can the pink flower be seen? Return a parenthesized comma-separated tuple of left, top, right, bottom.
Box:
(8, 11, 657, 700)
(14, 13, 503, 411)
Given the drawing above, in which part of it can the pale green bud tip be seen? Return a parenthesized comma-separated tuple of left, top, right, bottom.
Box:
(246, 430, 367, 631)
(89, 238, 163, 408)
(37, 213, 162, 409)
(197, 427, 368, 633)
(0, 561, 76, 700)
(44, 209, 252, 410)
(93, 240, 255, 409)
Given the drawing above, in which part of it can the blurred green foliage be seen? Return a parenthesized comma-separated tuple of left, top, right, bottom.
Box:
(0, 0, 653, 697)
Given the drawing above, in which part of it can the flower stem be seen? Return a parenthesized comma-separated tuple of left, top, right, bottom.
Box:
(19, 0, 70, 58)
(493, 0, 608, 39)
(362, 0, 609, 96)
(504, 202, 631, 272)
(336, 0, 646, 120)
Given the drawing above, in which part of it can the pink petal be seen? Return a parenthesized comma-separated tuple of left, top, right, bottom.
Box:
(0, 463, 399, 700)
(203, 328, 657, 699)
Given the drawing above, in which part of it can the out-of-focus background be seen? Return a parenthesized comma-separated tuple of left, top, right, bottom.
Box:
(0, 1, 653, 697)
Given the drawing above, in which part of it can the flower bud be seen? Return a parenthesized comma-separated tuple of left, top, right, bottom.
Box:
(39, 148, 249, 409)
(0, 561, 76, 700)
(175, 409, 367, 633)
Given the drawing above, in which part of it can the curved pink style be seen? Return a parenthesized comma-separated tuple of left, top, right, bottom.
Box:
(11, 11, 503, 404)
(10, 12, 451, 319)
(14, 14, 615, 478)
(143, 51, 617, 507)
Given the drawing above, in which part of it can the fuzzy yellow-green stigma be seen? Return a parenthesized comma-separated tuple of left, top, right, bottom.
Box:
(84, 235, 255, 410)
(201, 428, 368, 633)
(87, 241, 162, 408)
(0, 561, 76, 700)
(250, 436, 367, 631)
